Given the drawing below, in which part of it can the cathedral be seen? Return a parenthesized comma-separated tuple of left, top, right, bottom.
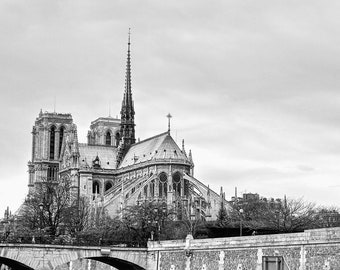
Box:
(27, 37, 224, 221)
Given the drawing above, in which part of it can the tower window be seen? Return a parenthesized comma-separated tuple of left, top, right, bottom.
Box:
(50, 126, 55, 160)
(106, 131, 111, 146)
(93, 181, 100, 195)
(115, 132, 120, 147)
(47, 166, 58, 182)
(59, 126, 64, 158)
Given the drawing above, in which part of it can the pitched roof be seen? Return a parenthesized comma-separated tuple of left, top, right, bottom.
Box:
(78, 144, 117, 169)
(118, 132, 189, 168)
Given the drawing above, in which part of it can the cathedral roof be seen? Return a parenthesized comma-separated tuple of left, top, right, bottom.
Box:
(118, 132, 189, 168)
(78, 144, 117, 169)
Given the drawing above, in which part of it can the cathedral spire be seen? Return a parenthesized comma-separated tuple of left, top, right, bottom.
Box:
(122, 28, 133, 113)
(117, 29, 136, 166)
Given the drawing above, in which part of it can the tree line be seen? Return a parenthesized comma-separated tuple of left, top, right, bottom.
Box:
(2, 181, 339, 245)
(215, 195, 340, 236)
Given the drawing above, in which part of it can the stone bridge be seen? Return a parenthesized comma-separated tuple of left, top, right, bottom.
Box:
(2, 227, 340, 270)
(0, 244, 150, 270)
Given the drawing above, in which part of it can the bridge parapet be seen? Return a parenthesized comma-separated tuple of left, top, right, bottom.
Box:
(0, 244, 148, 270)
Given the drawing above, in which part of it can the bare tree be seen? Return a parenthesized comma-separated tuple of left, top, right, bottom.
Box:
(20, 177, 74, 238)
(121, 201, 177, 244)
(176, 201, 204, 237)
(265, 197, 317, 232)
(64, 196, 93, 234)
(228, 196, 318, 233)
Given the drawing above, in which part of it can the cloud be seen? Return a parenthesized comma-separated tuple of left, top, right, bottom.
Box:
(1, 0, 340, 213)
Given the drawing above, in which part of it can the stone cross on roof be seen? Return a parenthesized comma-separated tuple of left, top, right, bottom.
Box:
(167, 113, 172, 133)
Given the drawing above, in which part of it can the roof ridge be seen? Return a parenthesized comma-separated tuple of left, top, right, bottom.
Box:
(132, 131, 169, 146)
(79, 143, 116, 149)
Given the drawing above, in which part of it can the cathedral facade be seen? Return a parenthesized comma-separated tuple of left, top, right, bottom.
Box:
(27, 38, 224, 221)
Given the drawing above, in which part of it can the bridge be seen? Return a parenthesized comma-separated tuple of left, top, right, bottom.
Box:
(1, 227, 340, 270)
(0, 244, 149, 270)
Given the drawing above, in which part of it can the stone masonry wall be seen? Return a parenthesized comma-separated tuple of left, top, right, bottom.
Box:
(55, 259, 115, 270)
(147, 227, 340, 270)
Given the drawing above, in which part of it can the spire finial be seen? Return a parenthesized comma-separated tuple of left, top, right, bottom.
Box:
(128, 28, 131, 46)
(121, 27, 134, 122)
(166, 113, 172, 133)
(123, 28, 132, 97)
(127, 28, 131, 59)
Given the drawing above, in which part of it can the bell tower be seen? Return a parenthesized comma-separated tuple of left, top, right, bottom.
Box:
(28, 110, 73, 192)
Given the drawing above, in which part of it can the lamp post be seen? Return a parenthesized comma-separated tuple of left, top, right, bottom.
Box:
(152, 208, 158, 241)
(39, 203, 44, 243)
(153, 208, 162, 241)
(275, 210, 280, 233)
(239, 209, 244, 236)
(152, 206, 167, 241)
(4, 207, 10, 241)
(160, 206, 166, 240)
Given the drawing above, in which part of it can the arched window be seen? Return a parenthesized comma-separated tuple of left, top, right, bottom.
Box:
(158, 172, 168, 198)
(115, 132, 120, 147)
(150, 180, 155, 197)
(105, 131, 111, 146)
(59, 126, 64, 158)
(144, 185, 148, 197)
(49, 126, 56, 160)
(173, 172, 181, 197)
(47, 166, 52, 181)
(105, 181, 113, 192)
(93, 181, 100, 195)
(184, 179, 189, 196)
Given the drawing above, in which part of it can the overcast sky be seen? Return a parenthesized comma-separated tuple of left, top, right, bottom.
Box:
(1, 0, 340, 216)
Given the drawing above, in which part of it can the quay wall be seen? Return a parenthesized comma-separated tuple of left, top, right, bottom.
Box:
(147, 227, 340, 270)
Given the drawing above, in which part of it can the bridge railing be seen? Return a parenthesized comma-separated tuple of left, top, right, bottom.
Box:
(1, 234, 147, 248)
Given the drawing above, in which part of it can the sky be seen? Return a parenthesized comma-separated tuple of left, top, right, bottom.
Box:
(0, 0, 340, 216)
